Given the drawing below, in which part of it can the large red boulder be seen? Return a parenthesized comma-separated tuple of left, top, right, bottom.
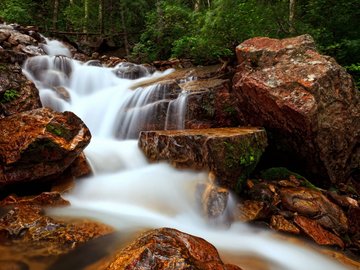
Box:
(0, 107, 91, 188)
(233, 35, 360, 185)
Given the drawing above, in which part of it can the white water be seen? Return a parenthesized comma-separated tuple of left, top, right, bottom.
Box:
(23, 40, 347, 270)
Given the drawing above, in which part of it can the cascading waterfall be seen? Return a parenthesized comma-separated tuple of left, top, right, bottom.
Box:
(22, 38, 346, 270)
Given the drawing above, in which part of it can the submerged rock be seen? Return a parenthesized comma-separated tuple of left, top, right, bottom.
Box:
(139, 127, 267, 190)
(101, 228, 242, 270)
(0, 107, 91, 188)
(196, 177, 231, 220)
(233, 34, 360, 185)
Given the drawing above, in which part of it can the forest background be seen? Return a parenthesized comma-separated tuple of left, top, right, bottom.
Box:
(0, 0, 359, 87)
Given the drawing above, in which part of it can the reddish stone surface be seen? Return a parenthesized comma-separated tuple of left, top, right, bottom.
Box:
(270, 215, 300, 234)
(0, 192, 113, 270)
(280, 187, 348, 234)
(139, 127, 267, 189)
(233, 34, 360, 185)
(235, 200, 268, 222)
(294, 215, 344, 248)
(103, 228, 242, 270)
(0, 107, 91, 188)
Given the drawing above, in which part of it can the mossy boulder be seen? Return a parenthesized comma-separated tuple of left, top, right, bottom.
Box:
(139, 127, 267, 191)
(0, 107, 91, 189)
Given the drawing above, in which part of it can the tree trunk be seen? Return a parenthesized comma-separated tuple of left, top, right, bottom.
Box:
(289, 0, 296, 34)
(99, 0, 104, 36)
(120, 4, 130, 56)
(84, 0, 89, 36)
(52, 0, 59, 31)
(194, 0, 201, 11)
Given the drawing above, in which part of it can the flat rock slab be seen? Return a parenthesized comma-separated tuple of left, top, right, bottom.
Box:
(139, 127, 267, 190)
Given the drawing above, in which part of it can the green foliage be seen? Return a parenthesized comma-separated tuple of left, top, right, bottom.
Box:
(0, 0, 33, 25)
(0, 89, 20, 103)
(346, 63, 360, 89)
(0, 0, 358, 72)
(46, 123, 73, 140)
(132, 1, 195, 62)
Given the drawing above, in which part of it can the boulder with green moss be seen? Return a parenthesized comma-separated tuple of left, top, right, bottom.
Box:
(0, 107, 91, 188)
(139, 127, 267, 190)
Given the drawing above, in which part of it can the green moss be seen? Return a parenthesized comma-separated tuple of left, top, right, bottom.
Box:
(224, 105, 236, 115)
(260, 167, 318, 190)
(46, 123, 73, 140)
(0, 89, 20, 103)
(222, 140, 264, 193)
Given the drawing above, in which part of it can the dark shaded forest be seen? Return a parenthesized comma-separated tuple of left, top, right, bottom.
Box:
(1, 0, 359, 86)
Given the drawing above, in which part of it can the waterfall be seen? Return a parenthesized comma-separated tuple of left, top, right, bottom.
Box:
(22, 41, 346, 270)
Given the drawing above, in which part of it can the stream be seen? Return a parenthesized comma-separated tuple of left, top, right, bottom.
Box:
(22, 39, 346, 270)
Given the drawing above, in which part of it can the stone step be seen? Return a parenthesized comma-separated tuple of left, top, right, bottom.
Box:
(138, 127, 267, 191)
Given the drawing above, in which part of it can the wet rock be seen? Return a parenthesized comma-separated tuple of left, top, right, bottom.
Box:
(280, 187, 348, 234)
(247, 182, 277, 204)
(184, 79, 240, 129)
(0, 59, 42, 118)
(53, 86, 71, 102)
(68, 152, 92, 178)
(0, 30, 11, 42)
(152, 58, 193, 70)
(102, 228, 242, 270)
(114, 62, 152, 79)
(7, 32, 37, 47)
(0, 107, 91, 188)
(235, 200, 268, 222)
(270, 215, 300, 234)
(0, 192, 69, 207)
(139, 127, 267, 190)
(196, 179, 230, 220)
(0, 192, 113, 269)
(233, 34, 360, 185)
(0, 260, 29, 270)
(326, 191, 359, 209)
(294, 215, 344, 248)
(348, 207, 360, 235)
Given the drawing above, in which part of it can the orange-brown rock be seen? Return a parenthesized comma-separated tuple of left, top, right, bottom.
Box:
(235, 200, 268, 222)
(270, 215, 300, 234)
(0, 107, 91, 188)
(294, 215, 344, 248)
(0, 58, 41, 118)
(102, 228, 241, 270)
(0, 192, 113, 269)
(139, 127, 267, 190)
(280, 187, 348, 234)
(233, 34, 360, 185)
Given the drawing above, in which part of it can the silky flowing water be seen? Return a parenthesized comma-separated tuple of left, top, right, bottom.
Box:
(22, 39, 347, 270)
